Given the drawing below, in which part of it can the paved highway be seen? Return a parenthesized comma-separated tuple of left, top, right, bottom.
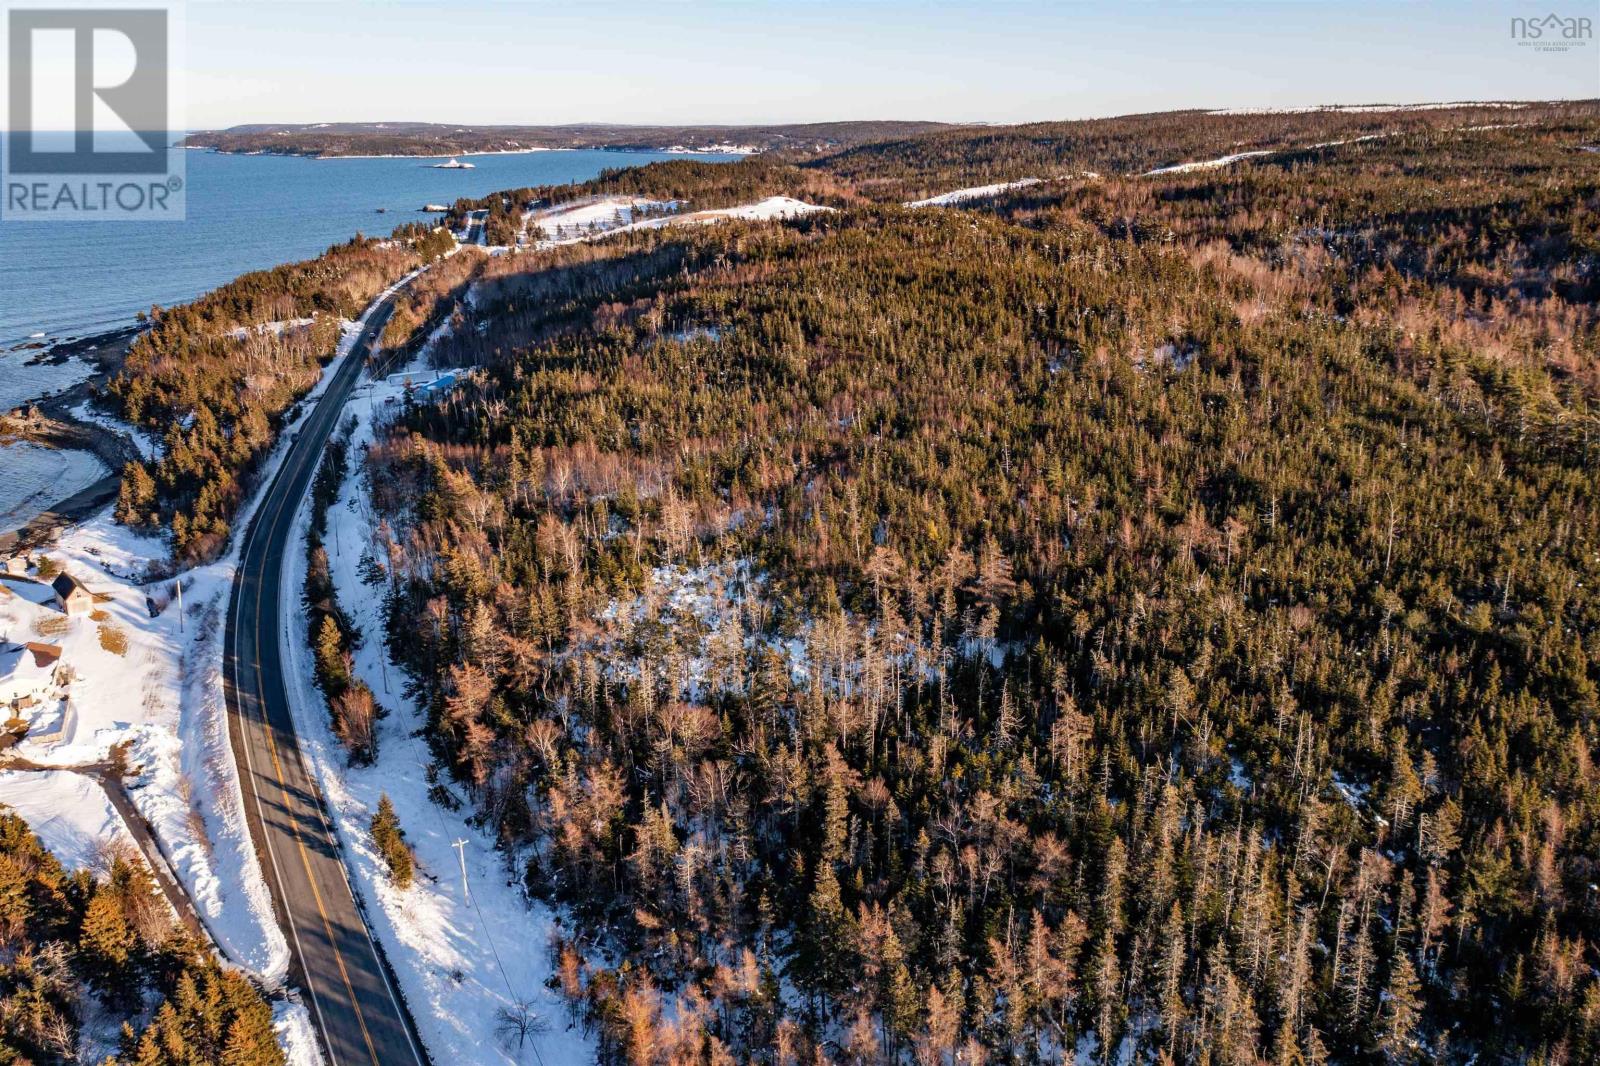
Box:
(224, 289, 428, 1066)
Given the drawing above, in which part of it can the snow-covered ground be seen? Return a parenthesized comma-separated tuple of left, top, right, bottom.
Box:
(663, 143, 758, 155)
(681, 195, 833, 222)
(531, 195, 831, 249)
(528, 195, 681, 243)
(904, 178, 1043, 207)
(0, 769, 135, 871)
(1143, 122, 1522, 177)
(0, 441, 108, 534)
(71, 398, 163, 461)
(1142, 149, 1273, 176)
(277, 362, 595, 1065)
(0, 761, 322, 1062)
(225, 317, 317, 340)
(1, 508, 293, 985)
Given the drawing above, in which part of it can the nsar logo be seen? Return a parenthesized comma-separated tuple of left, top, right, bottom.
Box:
(1510, 11, 1593, 52)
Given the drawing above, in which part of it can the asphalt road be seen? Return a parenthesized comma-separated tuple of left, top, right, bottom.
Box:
(224, 290, 428, 1066)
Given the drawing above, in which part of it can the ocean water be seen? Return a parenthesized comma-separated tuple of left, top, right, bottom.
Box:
(0, 441, 107, 534)
(0, 143, 737, 351)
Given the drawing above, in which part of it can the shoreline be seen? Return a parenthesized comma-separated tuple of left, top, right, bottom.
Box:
(0, 324, 144, 551)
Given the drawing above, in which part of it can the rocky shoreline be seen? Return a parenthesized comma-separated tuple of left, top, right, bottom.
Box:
(1, 325, 145, 553)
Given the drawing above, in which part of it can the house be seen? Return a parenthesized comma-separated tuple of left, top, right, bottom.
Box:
(0, 641, 70, 747)
(2, 556, 28, 576)
(1, 640, 62, 710)
(51, 572, 94, 615)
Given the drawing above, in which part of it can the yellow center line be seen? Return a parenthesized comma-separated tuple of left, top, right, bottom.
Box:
(250, 371, 383, 1066)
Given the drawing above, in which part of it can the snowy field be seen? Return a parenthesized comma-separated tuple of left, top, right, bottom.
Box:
(527, 195, 681, 242)
(680, 195, 833, 222)
(277, 355, 595, 1065)
(0, 769, 135, 871)
(0, 441, 108, 534)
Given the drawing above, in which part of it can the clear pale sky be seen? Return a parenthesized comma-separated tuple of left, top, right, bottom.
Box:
(180, 0, 1598, 128)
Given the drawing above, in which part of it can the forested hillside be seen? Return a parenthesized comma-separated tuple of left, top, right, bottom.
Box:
(0, 811, 283, 1065)
(342, 105, 1600, 1063)
(814, 102, 1592, 202)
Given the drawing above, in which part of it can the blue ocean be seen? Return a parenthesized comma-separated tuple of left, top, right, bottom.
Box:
(0, 144, 736, 350)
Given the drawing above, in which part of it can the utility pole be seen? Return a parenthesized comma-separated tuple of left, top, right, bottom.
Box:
(452, 838, 470, 898)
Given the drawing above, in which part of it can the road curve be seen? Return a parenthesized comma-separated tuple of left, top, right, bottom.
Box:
(224, 289, 429, 1066)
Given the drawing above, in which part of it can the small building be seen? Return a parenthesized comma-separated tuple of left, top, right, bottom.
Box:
(1, 640, 62, 710)
(2, 556, 28, 576)
(51, 573, 94, 615)
(1, 641, 70, 746)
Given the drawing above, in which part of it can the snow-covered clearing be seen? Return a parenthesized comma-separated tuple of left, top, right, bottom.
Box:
(1142, 149, 1273, 176)
(224, 317, 317, 340)
(3, 487, 293, 986)
(278, 363, 595, 1065)
(532, 195, 832, 249)
(528, 196, 681, 243)
(0, 769, 135, 871)
(680, 195, 833, 222)
(0, 441, 108, 534)
(904, 177, 1043, 207)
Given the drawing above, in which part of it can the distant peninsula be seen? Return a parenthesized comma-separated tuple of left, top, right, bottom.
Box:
(181, 120, 955, 159)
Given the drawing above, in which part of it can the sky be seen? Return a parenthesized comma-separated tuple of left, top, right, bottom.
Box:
(160, 0, 1600, 127)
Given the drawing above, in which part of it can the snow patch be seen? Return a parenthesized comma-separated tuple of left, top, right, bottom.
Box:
(1143, 150, 1272, 176)
(904, 178, 1042, 207)
(0, 769, 134, 872)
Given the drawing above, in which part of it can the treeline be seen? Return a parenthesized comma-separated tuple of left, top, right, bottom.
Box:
(379, 247, 484, 355)
(108, 229, 448, 561)
(360, 111, 1599, 1065)
(0, 811, 283, 1065)
(305, 431, 380, 763)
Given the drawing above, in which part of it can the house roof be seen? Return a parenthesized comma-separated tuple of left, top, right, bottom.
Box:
(51, 572, 87, 598)
(0, 640, 60, 699)
(22, 642, 61, 666)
